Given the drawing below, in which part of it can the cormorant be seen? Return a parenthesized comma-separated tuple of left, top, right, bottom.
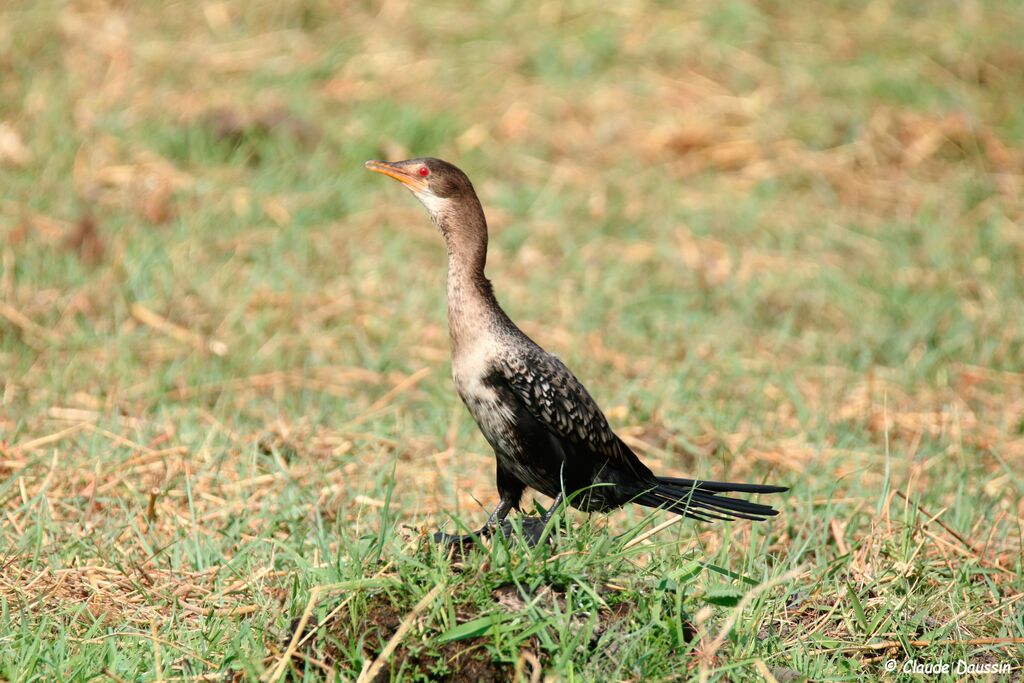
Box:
(365, 157, 787, 545)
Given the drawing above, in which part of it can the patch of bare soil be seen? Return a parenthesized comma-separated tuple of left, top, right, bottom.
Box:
(279, 584, 645, 680)
(280, 595, 516, 681)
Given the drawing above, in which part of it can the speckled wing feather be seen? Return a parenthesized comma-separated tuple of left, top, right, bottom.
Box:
(498, 346, 650, 478)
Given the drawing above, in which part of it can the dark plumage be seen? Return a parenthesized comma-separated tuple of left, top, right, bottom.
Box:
(365, 157, 787, 544)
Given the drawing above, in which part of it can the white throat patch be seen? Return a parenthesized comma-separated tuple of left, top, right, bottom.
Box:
(412, 189, 449, 217)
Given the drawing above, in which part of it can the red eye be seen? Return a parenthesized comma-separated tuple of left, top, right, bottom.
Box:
(418, 166, 430, 177)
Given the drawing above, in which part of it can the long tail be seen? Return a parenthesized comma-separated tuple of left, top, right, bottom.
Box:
(635, 477, 788, 522)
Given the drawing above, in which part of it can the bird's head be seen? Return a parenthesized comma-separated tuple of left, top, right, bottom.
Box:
(364, 157, 480, 228)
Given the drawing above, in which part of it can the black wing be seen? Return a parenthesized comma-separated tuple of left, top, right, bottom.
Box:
(497, 346, 651, 480)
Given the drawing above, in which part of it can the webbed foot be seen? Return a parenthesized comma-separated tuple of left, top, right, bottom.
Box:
(433, 529, 487, 549)
(496, 515, 550, 547)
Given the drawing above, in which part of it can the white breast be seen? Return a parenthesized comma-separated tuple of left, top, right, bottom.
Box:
(453, 340, 518, 449)
(452, 339, 498, 402)
(451, 340, 559, 493)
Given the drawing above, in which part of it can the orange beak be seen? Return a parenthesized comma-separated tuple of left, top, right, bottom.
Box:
(364, 160, 428, 192)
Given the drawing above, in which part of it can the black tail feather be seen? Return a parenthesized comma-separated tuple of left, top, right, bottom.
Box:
(658, 483, 778, 515)
(657, 476, 789, 495)
(635, 477, 787, 522)
(677, 493, 775, 521)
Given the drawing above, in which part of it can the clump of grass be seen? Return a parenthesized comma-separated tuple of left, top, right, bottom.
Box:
(263, 503, 794, 681)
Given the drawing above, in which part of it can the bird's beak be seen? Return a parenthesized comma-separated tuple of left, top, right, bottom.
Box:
(364, 160, 428, 192)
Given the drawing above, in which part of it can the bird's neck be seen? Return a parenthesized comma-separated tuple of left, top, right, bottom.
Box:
(438, 207, 504, 350)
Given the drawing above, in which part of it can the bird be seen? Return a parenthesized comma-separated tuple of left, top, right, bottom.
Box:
(365, 157, 787, 546)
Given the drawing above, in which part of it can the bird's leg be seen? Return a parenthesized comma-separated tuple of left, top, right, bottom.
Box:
(482, 496, 516, 529)
(433, 497, 515, 547)
(540, 492, 565, 525)
(499, 492, 565, 547)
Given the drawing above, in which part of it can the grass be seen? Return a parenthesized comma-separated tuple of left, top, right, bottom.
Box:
(1, 0, 1023, 680)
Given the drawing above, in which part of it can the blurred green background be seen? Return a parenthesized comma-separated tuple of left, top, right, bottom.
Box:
(1, 0, 1022, 680)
